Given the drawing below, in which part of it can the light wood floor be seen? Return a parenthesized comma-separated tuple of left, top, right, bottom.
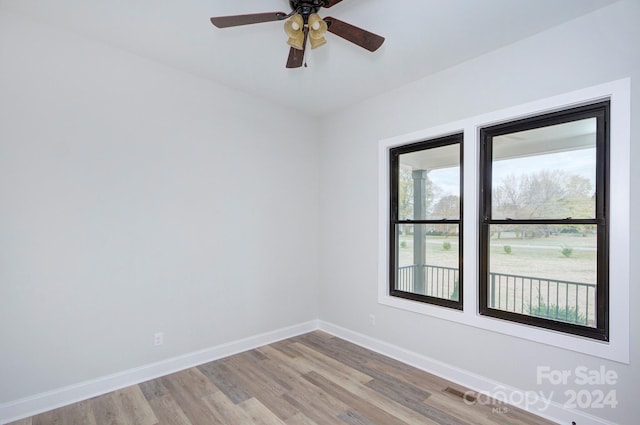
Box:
(8, 331, 555, 425)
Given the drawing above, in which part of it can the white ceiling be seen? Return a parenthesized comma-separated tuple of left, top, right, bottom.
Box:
(0, 0, 619, 116)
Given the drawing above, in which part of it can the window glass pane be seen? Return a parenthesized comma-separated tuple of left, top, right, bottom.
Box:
(398, 144, 460, 220)
(492, 118, 596, 220)
(395, 224, 459, 301)
(487, 224, 597, 327)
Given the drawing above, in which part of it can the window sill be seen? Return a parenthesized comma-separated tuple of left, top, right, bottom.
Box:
(378, 293, 624, 363)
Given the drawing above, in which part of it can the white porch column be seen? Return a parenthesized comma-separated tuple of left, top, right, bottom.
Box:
(412, 169, 428, 294)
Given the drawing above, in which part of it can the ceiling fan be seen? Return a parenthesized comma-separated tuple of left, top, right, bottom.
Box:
(210, 0, 385, 68)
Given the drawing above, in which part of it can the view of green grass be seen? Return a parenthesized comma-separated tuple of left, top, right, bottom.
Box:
(398, 232, 596, 283)
(397, 231, 597, 325)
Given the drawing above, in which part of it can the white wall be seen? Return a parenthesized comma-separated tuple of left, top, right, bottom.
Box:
(2, 1, 639, 424)
(318, 1, 639, 424)
(0, 10, 319, 404)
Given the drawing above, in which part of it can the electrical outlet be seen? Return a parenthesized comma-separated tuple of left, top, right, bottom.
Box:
(153, 332, 164, 346)
(369, 314, 376, 326)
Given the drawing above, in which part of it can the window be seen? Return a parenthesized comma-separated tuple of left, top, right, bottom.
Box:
(379, 79, 628, 362)
(389, 134, 463, 309)
(479, 102, 609, 341)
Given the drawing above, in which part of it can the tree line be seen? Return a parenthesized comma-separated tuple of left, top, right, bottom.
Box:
(399, 168, 594, 238)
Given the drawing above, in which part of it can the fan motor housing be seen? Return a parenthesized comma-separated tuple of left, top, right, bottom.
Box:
(289, 0, 322, 16)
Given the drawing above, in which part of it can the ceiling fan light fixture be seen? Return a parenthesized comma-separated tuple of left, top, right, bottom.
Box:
(210, 2, 386, 69)
(308, 13, 327, 49)
(284, 14, 305, 50)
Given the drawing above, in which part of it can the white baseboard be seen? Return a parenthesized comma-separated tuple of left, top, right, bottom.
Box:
(318, 320, 617, 425)
(0, 320, 318, 424)
(1, 320, 616, 425)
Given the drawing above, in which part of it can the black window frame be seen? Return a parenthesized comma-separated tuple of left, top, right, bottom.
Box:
(479, 101, 610, 341)
(389, 133, 464, 310)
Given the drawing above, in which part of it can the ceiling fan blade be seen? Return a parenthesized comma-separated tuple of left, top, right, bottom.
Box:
(322, 0, 345, 8)
(286, 47, 305, 69)
(324, 17, 385, 52)
(210, 12, 288, 28)
(286, 28, 308, 68)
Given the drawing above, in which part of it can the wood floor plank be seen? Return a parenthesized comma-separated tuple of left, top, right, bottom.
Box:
(366, 376, 471, 425)
(306, 330, 334, 340)
(290, 342, 374, 384)
(297, 333, 480, 425)
(161, 370, 224, 425)
(259, 342, 373, 403)
(418, 391, 502, 425)
(242, 348, 269, 362)
(148, 394, 193, 425)
(284, 412, 318, 425)
(281, 393, 346, 425)
(297, 334, 455, 425)
(283, 370, 351, 425)
(30, 399, 97, 425)
(222, 354, 300, 421)
(238, 397, 288, 425)
(487, 403, 558, 425)
(112, 385, 158, 425)
(166, 368, 220, 399)
(302, 371, 409, 425)
(294, 332, 371, 366)
(258, 344, 314, 376)
(365, 356, 460, 393)
(263, 347, 437, 425)
(295, 333, 435, 402)
(226, 352, 293, 394)
(263, 349, 353, 425)
(31, 409, 63, 425)
(139, 377, 170, 401)
(88, 392, 130, 425)
(197, 361, 252, 404)
(201, 391, 255, 424)
(55, 400, 97, 425)
(269, 339, 304, 359)
(264, 338, 446, 425)
(11, 331, 557, 425)
(297, 333, 551, 425)
(300, 363, 440, 425)
(338, 409, 379, 425)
